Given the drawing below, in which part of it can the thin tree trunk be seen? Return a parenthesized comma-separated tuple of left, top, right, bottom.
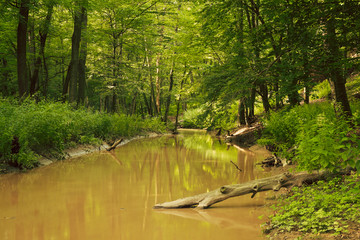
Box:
(155, 53, 161, 114)
(42, 50, 49, 98)
(78, 7, 87, 105)
(30, 2, 54, 96)
(17, 0, 30, 98)
(1, 58, 10, 96)
(163, 63, 174, 123)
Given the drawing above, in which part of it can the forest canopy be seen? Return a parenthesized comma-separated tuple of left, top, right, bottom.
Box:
(1, 0, 360, 124)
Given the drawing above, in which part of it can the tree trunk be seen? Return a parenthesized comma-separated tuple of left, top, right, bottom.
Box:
(325, 14, 352, 118)
(1, 58, 10, 96)
(154, 170, 349, 209)
(288, 78, 300, 106)
(155, 53, 161, 114)
(238, 99, 246, 126)
(163, 64, 174, 123)
(66, 2, 84, 103)
(259, 83, 271, 113)
(17, 0, 30, 98)
(174, 76, 186, 132)
(78, 7, 87, 105)
(30, 2, 54, 96)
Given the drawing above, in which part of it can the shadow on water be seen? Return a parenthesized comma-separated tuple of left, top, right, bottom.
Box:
(0, 129, 272, 240)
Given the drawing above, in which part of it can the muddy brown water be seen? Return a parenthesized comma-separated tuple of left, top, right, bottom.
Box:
(0, 130, 273, 240)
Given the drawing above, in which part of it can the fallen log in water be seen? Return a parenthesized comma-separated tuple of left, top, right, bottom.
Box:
(106, 139, 124, 151)
(153, 170, 349, 209)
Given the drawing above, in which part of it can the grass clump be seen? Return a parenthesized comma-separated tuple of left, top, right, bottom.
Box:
(0, 98, 166, 169)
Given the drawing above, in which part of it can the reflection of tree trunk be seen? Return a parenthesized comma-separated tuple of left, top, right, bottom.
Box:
(164, 146, 173, 198)
(156, 209, 261, 231)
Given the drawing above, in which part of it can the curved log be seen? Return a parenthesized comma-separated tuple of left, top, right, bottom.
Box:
(154, 170, 339, 209)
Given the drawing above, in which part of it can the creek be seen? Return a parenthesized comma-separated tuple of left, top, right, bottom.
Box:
(0, 129, 272, 240)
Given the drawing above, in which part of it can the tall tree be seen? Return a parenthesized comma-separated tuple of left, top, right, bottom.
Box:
(77, 6, 87, 105)
(63, 0, 87, 103)
(30, 0, 55, 96)
(17, 0, 30, 98)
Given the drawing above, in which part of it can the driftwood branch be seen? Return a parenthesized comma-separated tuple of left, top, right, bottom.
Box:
(154, 170, 347, 209)
(106, 139, 123, 151)
(230, 160, 242, 172)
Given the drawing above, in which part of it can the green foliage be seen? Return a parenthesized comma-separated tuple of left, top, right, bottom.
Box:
(259, 102, 360, 172)
(311, 80, 332, 100)
(182, 107, 209, 129)
(295, 113, 360, 171)
(268, 174, 360, 235)
(181, 103, 238, 131)
(0, 98, 166, 169)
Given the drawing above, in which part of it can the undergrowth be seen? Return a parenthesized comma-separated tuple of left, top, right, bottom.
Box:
(0, 98, 166, 169)
(258, 102, 360, 172)
(266, 174, 360, 235)
(259, 100, 360, 236)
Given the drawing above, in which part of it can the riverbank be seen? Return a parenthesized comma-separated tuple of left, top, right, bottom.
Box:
(256, 102, 360, 239)
(0, 132, 165, 174)
(0, 98, 167, 172)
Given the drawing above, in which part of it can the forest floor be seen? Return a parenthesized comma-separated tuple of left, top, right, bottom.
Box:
(266, 223, 360, 240)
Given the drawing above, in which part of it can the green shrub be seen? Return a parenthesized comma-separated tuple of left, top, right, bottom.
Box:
(268, 174, 360, 235)
(259, 102, 360, 172)
(295, 113, 360, 171)
(182, 107, 209, 129)
(0, 98, 166, 169)
(182, 103, 238, 131)
(311, 80, 332, 100)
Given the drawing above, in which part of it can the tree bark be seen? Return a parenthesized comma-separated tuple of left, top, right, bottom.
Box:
(238, 99, 246, 125)
(325, 13, 352, 118)
(78, 7, 87, 105)
(66, 2, 84, 103)
(163, 63, 174, 123)
(154, 170, 347, 209)
(259, 83, 271, 113)
(30, 2, 54, 96)
(17, 0, 30, 98)
(155, 53, 161, 114)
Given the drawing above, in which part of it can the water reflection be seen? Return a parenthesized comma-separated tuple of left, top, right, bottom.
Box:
(0, 130, 270, 240)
